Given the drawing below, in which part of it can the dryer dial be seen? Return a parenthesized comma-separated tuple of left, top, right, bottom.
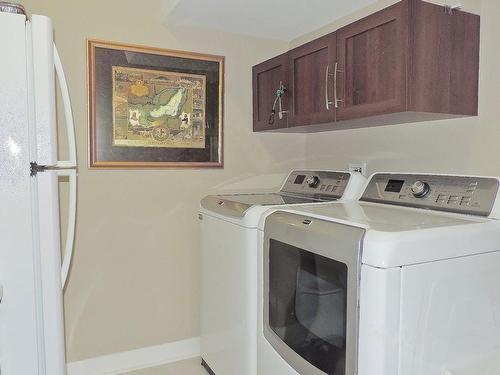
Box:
(305, 176, 320, 188)
(411, 181, 430, 198)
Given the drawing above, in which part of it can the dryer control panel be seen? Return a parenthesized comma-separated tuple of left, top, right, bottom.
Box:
(281, 170, 351, 200)
(361, 173, 499, 216)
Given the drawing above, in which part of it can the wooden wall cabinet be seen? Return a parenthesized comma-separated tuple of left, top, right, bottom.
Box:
(252, 0, 480, 132)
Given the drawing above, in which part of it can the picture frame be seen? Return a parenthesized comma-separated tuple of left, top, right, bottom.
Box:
(87, 39, 224, 169)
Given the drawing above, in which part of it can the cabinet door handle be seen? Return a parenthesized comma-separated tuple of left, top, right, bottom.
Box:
(334, 62, 344, 109)
(325, 65, 333, 110)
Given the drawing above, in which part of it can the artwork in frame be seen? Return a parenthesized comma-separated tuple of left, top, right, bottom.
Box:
(87, 39, 224, 168)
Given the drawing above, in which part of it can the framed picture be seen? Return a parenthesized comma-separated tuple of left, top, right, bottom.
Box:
(87, 39, 224, 168)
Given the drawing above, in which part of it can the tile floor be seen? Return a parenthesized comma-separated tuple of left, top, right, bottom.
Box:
(124, 357, 208, 375)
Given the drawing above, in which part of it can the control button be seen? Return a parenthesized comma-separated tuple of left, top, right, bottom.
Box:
(305, 176, 320, 188)
(436, 194, 449, 202)
(460, 197, 472, 206)
(411, 181, 431, 198)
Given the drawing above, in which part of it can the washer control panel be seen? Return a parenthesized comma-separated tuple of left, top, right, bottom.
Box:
(281, 170, 351, 200)
(361, 173, 499, 216)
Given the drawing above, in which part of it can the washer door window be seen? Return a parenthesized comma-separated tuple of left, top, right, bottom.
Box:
(263, 211, 363, 375)
(269, 240, 348, 374)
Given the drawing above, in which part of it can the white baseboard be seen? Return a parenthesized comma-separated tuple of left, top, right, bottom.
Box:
(66, 336, 200, 375)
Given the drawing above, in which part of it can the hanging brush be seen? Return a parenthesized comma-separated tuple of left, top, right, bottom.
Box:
(268, 81, 287, 125)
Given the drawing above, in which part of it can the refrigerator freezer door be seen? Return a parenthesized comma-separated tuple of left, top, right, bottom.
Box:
(0, 12, 43, 374)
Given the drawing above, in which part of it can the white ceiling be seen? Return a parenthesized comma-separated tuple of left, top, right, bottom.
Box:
(162, 0, 376, 41)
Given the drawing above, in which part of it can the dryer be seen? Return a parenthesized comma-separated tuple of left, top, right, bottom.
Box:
(258, 173, 500, 375)
(199, 170, 366, 375)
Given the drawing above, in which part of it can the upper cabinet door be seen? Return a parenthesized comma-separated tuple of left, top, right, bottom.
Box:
(288, 33, 336, 127)
(336, 1, 408, 121)
(252, 53, 289, 131)
(408, 0, 480, 116)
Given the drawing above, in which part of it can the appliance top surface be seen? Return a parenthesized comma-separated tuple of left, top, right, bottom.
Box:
(269, 202, 499, 267)
(283, 201, 487, 233)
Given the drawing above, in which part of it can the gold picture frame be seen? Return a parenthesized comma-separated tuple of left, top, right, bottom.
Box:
(87, 39, 224, 169)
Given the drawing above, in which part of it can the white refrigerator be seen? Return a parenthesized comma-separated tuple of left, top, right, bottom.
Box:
(0, 5, 76, 375)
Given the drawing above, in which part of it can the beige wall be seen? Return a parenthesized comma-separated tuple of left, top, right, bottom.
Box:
(21, 0, 500, 364)
(22, 0, 307, 362)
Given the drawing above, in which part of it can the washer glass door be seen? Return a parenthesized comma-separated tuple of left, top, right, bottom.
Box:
(269, 239, 348, 374)
(263, 211, 364, 375)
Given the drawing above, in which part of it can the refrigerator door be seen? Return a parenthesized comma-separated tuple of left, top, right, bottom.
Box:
(0, 11, 42, 374)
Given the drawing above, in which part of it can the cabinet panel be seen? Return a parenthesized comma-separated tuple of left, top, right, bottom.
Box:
(288, 33, 336, 127)
(409, 1, 480, 115)
(336, 2, 408, 121)
(252, 53, 289, 131)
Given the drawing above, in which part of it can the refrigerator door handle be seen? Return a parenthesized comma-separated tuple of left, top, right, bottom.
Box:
(53, 44, 77, 169)
(58, 168, 77, 288)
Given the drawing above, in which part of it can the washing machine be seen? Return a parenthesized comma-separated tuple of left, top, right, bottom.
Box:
(257, 172, 500, 375)
(199, 169, 366, 375)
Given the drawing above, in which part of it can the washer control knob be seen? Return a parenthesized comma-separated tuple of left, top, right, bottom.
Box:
(411, 181, 430, 198)
(305, 176, 320, 188)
